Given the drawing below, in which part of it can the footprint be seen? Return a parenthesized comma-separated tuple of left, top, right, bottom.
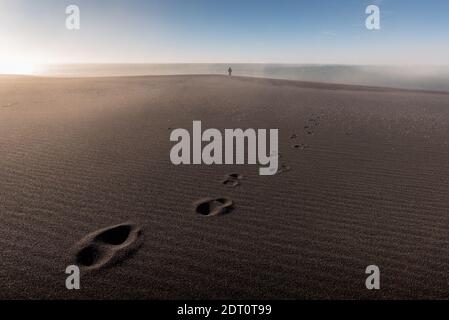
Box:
(292, 143, 309, 150)
(222, 173, 243, 187)
(289, 134, 297, 139)
(307, 117, 320, 128)
(72, 223, 143, 270)
(227, 173, 242, 180)
(195, 198, 234, 216)
(222, 179, 240, 187)
(277, 164, 292, 174)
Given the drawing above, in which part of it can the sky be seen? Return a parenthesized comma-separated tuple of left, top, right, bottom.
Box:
(0, 0, 448, 69)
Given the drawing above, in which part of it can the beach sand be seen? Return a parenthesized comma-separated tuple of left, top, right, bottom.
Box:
(1, 75, 449, 299)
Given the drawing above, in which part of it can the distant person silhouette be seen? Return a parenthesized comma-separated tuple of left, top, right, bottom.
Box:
(228, 67, 232, 76)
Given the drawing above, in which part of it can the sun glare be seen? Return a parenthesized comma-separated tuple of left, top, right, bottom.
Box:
(0, 60, 37, 75)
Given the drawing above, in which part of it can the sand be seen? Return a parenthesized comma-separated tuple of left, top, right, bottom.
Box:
(1, 75, 449, 299)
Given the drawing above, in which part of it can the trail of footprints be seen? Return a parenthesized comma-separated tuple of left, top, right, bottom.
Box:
(283, 115, 320, 173)
(72, 115, 321, 270)
(304, 115, 320, 135)
(194, 174, 241, 216)
(197, 115, 322, 216)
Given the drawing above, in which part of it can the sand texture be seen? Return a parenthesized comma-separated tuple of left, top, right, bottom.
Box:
(1, 75, 449, 299)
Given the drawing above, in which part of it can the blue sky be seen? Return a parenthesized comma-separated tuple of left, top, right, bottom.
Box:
(1, 0, 448, 65)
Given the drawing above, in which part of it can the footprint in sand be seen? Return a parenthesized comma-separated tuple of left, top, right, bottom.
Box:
(292, 143, 309, 150)
(195, 197, 234, 216)
(222, 173, 243, 187)
(308, 117, 321, 126)
(289, 134, 297, 139)
(276, 164, 292, 174)
(72, 223, 143, 270)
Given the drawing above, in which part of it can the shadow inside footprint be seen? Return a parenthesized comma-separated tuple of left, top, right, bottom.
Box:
(222, 179, 240, 187)
(228, 173, 242, 180)
(293, 143, 309, 150)
(195, 198, 234, 216)
(72, 223, 143, 270)
(222, 173, 243, 187)
(76, 245, 102, 267)
(94, 224, 133, 245)
(277, 164, 292, 174)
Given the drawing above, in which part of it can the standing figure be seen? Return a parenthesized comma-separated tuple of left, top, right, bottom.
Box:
(228, 67, 232, 76)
